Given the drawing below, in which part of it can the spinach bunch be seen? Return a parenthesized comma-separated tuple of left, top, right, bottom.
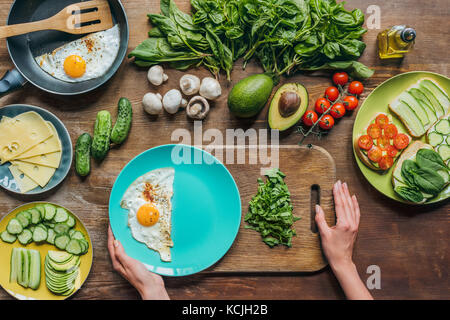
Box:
(244, 168, 300, 247)
(396, 149, 449, 202)
(241, 0, 373, 79)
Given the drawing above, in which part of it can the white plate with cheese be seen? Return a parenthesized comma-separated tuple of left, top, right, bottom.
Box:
(0, 105, 72, 195)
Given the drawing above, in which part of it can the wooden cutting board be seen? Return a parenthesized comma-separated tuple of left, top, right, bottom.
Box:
(209, 145, 336, 273)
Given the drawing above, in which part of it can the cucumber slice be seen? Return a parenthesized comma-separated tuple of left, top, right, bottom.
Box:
(55, 234, 71, 250)
(18, 249, 30, 288)
(421, 79, 450, 114)
(44, 204, 56, 221)
(1, 230, 17, 243)
(78, 239, 89, 254)
(447, 135, 450, 145)
(36, 223, 47, 232)
(419, 85, 445, 117)
(18, 229, 33, 245)
(435, 119, 450, 135)
(66, 239, 83, 255)
(15, 212, 30, 228)
(43, 222, 55, 229)
(10, 248, 20, 283)
(32, 226, 48, 242)
(399, 92, 429, 126)
(48, 250, 73, 264)
(69, 229, 76, 238)
(28, 249, 41, 290)
(30, 208, 42, 225)
(54, 223, 70, 235)
(437, 169, 449, 184)
(71, 230, 85, 241)
(46, 229, 56, 245)
(20, 211, 32, 221)
(66, 215, 76, 228)
(35, 205, 46, 218)
(54, 208, 69, 223)
(428, 131, 444, 147)
(437, 144, 450, 161)
(7, 218, 23, 235)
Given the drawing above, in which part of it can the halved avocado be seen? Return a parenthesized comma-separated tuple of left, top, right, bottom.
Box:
(268, 83, 308, 131)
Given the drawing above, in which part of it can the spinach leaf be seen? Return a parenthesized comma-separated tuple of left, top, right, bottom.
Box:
(416, 149, 448, 171)
(401, 159, 420, 188)
(394, 186, 424, 203)
(413, 168, 446, 196)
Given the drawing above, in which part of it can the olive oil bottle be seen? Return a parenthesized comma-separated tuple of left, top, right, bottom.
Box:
(378, 25, 416, 59)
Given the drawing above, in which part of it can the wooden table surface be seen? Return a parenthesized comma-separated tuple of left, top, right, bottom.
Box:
(0, 0, 449, 300)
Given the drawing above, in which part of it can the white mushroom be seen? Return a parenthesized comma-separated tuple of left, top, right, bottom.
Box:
(199, 77, 221, 100)
(147, 65, 168, 86)
(180, 74, 200, 95)
(186, 96, 210, 120)
(142, 93, 163, 115)
(163, 89, 185, 114)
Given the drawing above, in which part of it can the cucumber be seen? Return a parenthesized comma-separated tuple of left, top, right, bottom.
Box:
(111, 97, 132, 144)
(55, 234, 70, 250)
(66, 215, 76, 228)
(18, 248, 30, 288)
(46, 228, 56, 245)
(7, 218, 23, 235)
(54, 223, 70, 235)
(1, 230, 17, 243)
(437, 144, 450, 161)
(10, 248, 20, 283)
(35, 205, 46, 218)
(75, 133, 92, 177)
(447, 135, 450, 145)
(20, 210, 31, 221)
(37, 223, 48, 232)
(44, 204, 56, 221)
(16, 212, 30, 228)
(66, 239, 83, 255)
(91, 110, 112, 161)
(30, 208, 42, 225)
(28, 249, 41, 290)
(18, 229, 33, 245)
(71, 230, 85, 240)
(54, 208, 69, 223)
(435, 119, 450, 135)
(428, 131, 444, 147)
(32, 226, 48, 242)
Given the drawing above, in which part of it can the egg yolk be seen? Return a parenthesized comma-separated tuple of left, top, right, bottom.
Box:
(137, 203, 159, 227)
(63, 55, 86, 78)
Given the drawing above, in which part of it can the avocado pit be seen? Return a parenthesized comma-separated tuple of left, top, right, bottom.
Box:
(279, 91, 301, 117)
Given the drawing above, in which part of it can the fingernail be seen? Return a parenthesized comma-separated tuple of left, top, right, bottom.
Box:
(315, 204, 320, 212)
(114, 240, 119, 248)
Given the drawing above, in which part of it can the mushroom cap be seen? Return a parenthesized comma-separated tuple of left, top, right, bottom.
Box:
(180, 74, 200, 95)
(186, 96, 210, 120)
(163, 89, 183, 114)
(199, 77, 222, 100)
(142, 92, 163, 115)
(147, 65, 168, 86)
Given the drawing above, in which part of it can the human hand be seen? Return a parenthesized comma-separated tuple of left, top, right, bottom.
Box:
(107, 225, 170, 300)
(315, 180, 360, 271)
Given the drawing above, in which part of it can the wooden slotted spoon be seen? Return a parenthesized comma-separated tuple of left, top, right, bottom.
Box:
(0, 0, 113, 39)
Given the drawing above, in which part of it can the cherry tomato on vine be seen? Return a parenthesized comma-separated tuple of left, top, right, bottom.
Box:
(325, 86, 339, 101)
(332, 72, 349, 86)
(330, 103, 346, 119)
(319, 114, 335, 130)
(302, 110, 318, 127)
(348, 81, 364, 95)
(343, 95, 359, 111)
(314, 98, 331, 114)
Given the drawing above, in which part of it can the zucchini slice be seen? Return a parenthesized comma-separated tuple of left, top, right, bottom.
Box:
(7, 218, 23, 235)
(428, 131, 444, 147)
(1, 230, 17, 244)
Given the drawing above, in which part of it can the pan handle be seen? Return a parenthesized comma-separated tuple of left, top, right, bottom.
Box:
(0, 69, 27, 97)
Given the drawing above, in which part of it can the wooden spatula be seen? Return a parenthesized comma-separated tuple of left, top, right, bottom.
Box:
(0, 0, 113, 39)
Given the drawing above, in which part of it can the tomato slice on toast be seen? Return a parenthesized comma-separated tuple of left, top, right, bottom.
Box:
(358, 135, 374, 150)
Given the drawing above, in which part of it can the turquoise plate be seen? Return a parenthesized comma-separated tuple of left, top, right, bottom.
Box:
(109, 144, 241, 276)
(0, 104, 72, 196)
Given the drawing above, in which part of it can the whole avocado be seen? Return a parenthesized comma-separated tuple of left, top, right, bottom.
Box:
(91, 110, 112, 161)
(228, 74, 274, 118)
(111, 97, 133, 144)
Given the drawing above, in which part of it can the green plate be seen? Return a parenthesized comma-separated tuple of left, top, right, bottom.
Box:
(352, 71, 450, 204)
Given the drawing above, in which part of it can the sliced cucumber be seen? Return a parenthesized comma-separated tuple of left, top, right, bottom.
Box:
(17, 248, 30, 288)
(66, 239, 83, 255)
(399, 91, 429, 126)
(35, 205, 46, 218)
(70, 230, 85, 241)
(54, 223, 70, 235)
(437, 144, 450, 161)
(54, 234, 71, 250)
(18, 229, 33, 245)
(66, 215, 76, 228)
(46, 228, 56, 245)
(435, 119, 450, 135)
(428, 131, 444, 147)
(44, 204, 56, 221)
(1, 230, 17, 243)
(15, 212, 30, 228)
(36, 223, 48, 232)
(447, 135, 450, 145)
(419, 85, 445, 117)
(421, 79, 450, 114)
(390, 101, 425, 137)
(7, 218, 23, 235)
(30, 208, 42, 225)
(54, 208, 69, 223)
(32, 226, 48, 242)
(28, 249, 41, 290)
(10, 248, 20, 283)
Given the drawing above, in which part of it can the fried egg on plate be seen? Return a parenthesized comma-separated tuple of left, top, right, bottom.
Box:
(34, 24, 120, 82)
(120, 168, 174, 262)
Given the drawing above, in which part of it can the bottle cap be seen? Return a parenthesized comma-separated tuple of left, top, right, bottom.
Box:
(401, 28, 416, 42)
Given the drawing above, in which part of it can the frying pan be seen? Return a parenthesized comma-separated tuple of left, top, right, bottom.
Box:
(0, 0, 128, 97)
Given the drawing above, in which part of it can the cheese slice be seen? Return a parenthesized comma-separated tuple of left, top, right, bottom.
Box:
(0, 112, 53, 163)
(8, 164, 39, 193)
(13, 121, 62, 160)
(10, 160, 56, 188)
(17, 151, 61, 168)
